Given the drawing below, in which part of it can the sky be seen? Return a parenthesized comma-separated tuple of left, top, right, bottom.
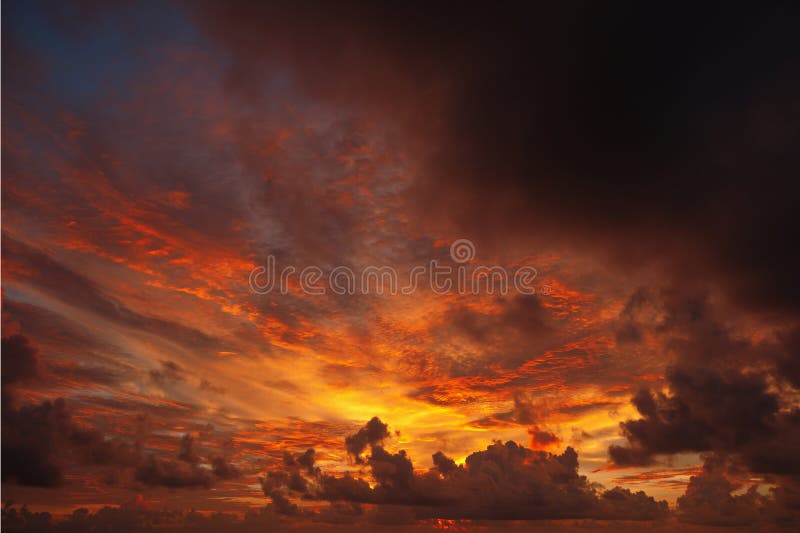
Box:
(3, 1, 800, 531)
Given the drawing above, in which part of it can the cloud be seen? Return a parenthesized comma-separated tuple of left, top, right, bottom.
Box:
(431, 451, 457, 476)
(609, 368, 783, 466)
(210, 455, 240, 480)
(431, 295, 561, 376)
(133, 429, 241, 489)
(529, 427, 560, 449)
(608, 288, 800, 524)
(2, 397, 237, 489)
(2, 234, 225, 355)
(609, 289, 800, 476)
(1, 398, 139, 487)
(177, 434, 201, 464)
(678, 455, 771, 526)
(344, 416, 390, 463)
(150, 360, 187, 386)
(134, 456, 212, 489)
(263, 417, 667, 522)
(1, 333, 44, 387)
(189, 2, 800, 319)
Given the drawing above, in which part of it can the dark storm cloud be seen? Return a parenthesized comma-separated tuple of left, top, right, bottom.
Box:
(610, 289, 800, 477)
(190, 1, 800, 317)
(608, 367, 789, 467)
(608, 288, 800, 524)
(264, 417, 668, 521)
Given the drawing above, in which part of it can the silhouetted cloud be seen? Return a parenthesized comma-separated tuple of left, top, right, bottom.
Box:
(344, 416, 390, 463)
(134, 456, 212, 489)
(3, 397, 238, 490)
(263, 417, 668, 522)
(2, 398, 139, 487)
(609, 289, 800, 522)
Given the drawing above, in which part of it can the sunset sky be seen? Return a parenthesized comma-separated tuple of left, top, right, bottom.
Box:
(3, 2, 800, 531)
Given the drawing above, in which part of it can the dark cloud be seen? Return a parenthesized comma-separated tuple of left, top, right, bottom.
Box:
(1, 334, 45, 387)
(610, 368, 784, 466)
(2, 397, 237, 490)
(263, 417, 667, 522)
(312, 501, 363, 525)
(177, 434, 201, 464)
(435, 295, 560, 375)
(610, 289, 800, 477)
(2, 398, 71, 487)
(431, 451, 457, 476)
(1, 398, 139, 487)
(134, 456, 212, 489)
(344, 416, 390, 463)
(282, 448, 317, 477)
(189, 2, 800, 318)
(265, 489, 299, 516)
(210, 455, 240, 480)
(677, 454, 772, 526)
(367, 446, 415, 497)
(135, 429, 241, 489)
(609, 288, 800, 524)
(1, 330, 156, 490)
(529, 427, 560, 449)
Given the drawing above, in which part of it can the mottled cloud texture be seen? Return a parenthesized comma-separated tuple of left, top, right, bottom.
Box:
(3, 1, 800, 530)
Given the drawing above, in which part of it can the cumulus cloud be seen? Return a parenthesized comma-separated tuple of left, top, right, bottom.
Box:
(344, 416, 390, 463)
(609, 289, 800, 524)
(133, 430, 241, 489)
(608, 368, 791, 467)
(262, 417, 667, 522)
(676, 455, 770, 526)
